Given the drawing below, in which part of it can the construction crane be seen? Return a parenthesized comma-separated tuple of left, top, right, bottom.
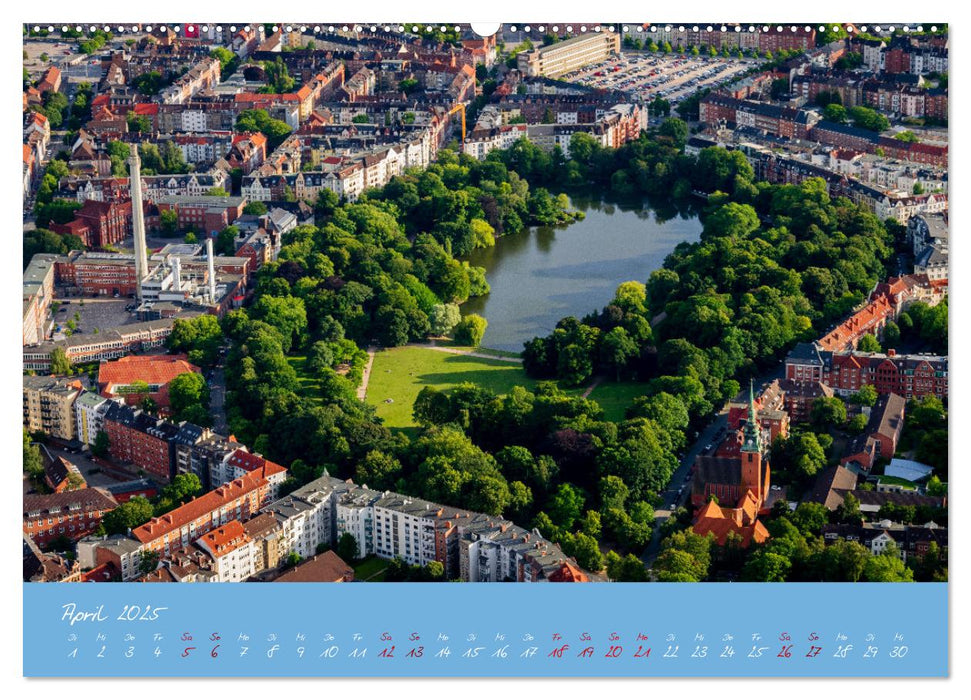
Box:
(447, 103, 466, 144)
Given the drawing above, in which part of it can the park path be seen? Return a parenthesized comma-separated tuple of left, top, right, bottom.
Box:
(408, 342, 523, 363)
(356, 347, 376, 400)
(581, 376, 604, 399)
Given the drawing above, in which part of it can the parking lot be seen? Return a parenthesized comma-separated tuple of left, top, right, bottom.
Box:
(50, 298, 135, 338)
(564, 52, 753, 108)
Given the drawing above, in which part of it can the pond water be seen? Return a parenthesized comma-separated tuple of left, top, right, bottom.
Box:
(461, 195, 703, 352)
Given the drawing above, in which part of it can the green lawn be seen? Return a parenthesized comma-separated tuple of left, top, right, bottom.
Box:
(288, 355, 323, 405)
(585, 381, 652, 422)
(365, 346, 536, 428)
(353, 556, 389, 582)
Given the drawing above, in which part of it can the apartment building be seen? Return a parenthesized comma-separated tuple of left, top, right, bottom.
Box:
(261, 475, 596, 582)
(131, 471, 270, 554)
(23, 375, 84, 442)
(517, 32, 621, 78)
(23, 488, 118, 548)
(195, 520, 256, 582)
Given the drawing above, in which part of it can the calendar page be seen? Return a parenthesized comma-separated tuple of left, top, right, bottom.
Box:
(18, 8, 950, 681)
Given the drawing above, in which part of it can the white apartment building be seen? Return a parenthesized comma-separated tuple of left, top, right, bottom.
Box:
(74, 391, 111, 446)
(517, 32, 622, 78)
(195, 521, 256, 582)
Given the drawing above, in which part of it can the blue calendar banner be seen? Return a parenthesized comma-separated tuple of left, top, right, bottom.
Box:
(24, 583, 947, 677)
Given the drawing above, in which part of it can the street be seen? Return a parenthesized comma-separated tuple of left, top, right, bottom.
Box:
(209, 356, 229, 435)
(640, 364, 785, 567)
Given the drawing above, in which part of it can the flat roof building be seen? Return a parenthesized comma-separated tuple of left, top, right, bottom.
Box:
(517, 32, 621, 79)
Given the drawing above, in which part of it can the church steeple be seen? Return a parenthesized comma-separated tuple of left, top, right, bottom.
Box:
(741, 378, 762, 454)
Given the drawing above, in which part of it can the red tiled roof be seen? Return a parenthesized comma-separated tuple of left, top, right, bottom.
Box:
(98, 354, 200, 394)
(692, 494, 770, 547)
(227, 449, 287, 479)
(81, 562, 119, 582)
(197, 520, 250, 557)
(132, 472, 268, 544)
(274, 551, 355, 582)
(547, 561, 590, 582)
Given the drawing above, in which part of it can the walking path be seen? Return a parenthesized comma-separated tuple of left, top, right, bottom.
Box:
(581, 376, 604, 399)
(414, 343, 523, 363)
(356, 347, 377, 400)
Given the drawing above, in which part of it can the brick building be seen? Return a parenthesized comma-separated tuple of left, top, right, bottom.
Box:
(699, 95, 818, 139)
(785, 343, 948, 400)
(131, 471, 270, 554)
(51, 199, 134, 248)
(840, 393, 906, 472)
(98, 354, 201, 408)
(151, 195, 246, 237)
(23, 488, 118, 548)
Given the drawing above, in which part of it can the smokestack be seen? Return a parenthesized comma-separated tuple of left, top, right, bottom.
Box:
(206, 238, 216, 303)
(128, 144, 148, 303)
(171, 256, 182, 292)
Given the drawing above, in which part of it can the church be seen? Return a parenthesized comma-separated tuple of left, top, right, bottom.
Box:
(690, 381, 771, 547)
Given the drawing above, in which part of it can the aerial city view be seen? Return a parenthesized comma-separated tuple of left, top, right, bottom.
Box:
(22, 22, 947, 585)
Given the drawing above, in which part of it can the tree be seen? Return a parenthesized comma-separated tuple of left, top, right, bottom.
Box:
(215, 226, 239, 256)
(847, 413, 868, 433)
(354, 450, 403, 491)
(926, 475, 947, 498)
(49, 346, 71, 375)
(91, 430, 110, 458)
(428, 303, 461, 337)
(138, 550, 161, 575)
(571, 532, 603, 572)
(654, 531, 712, 582)
(600, 327, 638, 380)
(811, 396, 847, 429)
(547, 483, 585, 530)
(453, 314, 488, 347)
(244, 201, 268, 216)
(22, 429, 43, 480)
(856, 333, 882, 353)
(848, 384, 878, 407)
(823, 103, 847, 123)
(101, 496, 154, 535)
(605, 551, 648, 581)
(742, 549, 792, 582)
(658, 118, 688, 149)
(160, 209, 179, 235)
(848, 106, 890, 133)
(862, 547, 914, 582)
(168, 372, 210, 423)
(836, 492, 863, 525)
(336, 532, 359, 562)
(161, 474, 203, 504)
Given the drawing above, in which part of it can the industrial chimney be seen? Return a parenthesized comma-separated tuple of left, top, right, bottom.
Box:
(171, 256, 182, 292)
(128, 144, 149, 303)
(206, 238, 217, 303)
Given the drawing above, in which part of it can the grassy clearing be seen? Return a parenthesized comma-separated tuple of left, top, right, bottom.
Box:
(365, 346, 537, 428)
(353, 556, 389, 582)
(585, 381, 652, 422)
(288, 355, 323, 405)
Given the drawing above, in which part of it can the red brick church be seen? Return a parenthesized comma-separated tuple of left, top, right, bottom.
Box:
(691, 381, 771, 547)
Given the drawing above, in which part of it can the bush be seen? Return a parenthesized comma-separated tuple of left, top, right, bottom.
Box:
(453, 314, 488, 347)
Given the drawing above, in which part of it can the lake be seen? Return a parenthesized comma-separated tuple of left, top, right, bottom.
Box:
(461, 195, 703, 353)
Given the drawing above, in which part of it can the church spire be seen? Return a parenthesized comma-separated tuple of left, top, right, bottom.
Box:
(741, 378, 762, 454)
